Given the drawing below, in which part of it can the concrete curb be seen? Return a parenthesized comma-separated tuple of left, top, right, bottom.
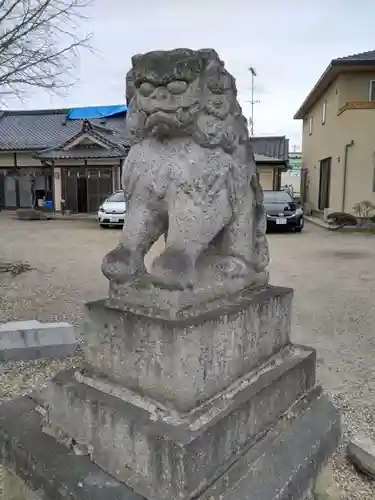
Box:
(0, 211, 97, 222)
(347, 434, 375, 479)
(304, 216, 330, 230)
(0, 320, 78, 361)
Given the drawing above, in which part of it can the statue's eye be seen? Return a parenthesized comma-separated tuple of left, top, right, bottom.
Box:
(167, 81, 188, 95)
(139, 82, 155, 97)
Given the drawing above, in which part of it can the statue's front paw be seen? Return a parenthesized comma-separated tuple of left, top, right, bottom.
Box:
(151, 247, 196, 290)
(101, 245, 146, 283)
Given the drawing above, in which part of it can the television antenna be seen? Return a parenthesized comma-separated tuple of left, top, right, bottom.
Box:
(245, 66, 260, 136)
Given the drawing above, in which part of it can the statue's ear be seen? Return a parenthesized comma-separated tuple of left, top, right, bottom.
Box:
(131, 53, 143, 67)
(197, 48, 220, 63)
(125, 68, 135, 105)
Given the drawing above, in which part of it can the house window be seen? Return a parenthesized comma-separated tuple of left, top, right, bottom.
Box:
(309, 116, 313, 135)
(322, 101, 327, 124)
(369, 80, 375, 101)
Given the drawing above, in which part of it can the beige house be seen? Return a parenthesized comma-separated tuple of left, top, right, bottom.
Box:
(250, 136, 290, 190)
(295, 49, 375, 213)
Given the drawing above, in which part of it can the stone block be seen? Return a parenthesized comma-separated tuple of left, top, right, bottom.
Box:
(83, 286, 293, 412)
(202, 388, 341, 500)
(347, 433, 375, 479)
(44, 345, 315, 500)
(0, 398, 137, 500)
(0, 320, 77, 361)
(2, 468, 42, 500)
(0, 389, 340, 500)
(16, 208, 48, 220)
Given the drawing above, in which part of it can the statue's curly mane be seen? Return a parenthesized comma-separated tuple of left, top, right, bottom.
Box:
(124, 49, 253, 165)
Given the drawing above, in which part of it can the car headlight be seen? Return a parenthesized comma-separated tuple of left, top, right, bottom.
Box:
(98, 206, 104, 212)
(295, 208, 303, 216)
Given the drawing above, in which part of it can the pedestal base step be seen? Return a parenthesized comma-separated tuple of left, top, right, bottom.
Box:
(43, 345, 316, 499)
(0, 388, 340, 500)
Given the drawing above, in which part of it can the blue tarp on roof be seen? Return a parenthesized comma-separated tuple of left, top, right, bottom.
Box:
(67, 105, 127, 120)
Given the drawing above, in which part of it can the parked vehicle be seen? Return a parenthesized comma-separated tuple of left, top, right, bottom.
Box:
(263, 190, 304, 233)
(97, 191, 126, 227)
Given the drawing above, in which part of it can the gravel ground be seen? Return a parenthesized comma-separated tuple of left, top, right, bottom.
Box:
(1, 215, 375, 498)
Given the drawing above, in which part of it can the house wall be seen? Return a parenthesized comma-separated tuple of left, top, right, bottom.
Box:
(0, 152, 49, 208)
(338, 110, 375, 211)
(0, 152, 42, 168)
(281, 171, 300, 196)
(339, 71, 375, 105)
(0, 151, 123, 211)
(301, 72, 375, 213)
(257, 167, 276, 190)
(302, 80, 340, 211)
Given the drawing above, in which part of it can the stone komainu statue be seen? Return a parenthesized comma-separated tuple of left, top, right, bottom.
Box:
(102, 48, 269, 290)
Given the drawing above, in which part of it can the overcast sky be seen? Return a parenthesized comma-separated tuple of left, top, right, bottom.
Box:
(5, 0, 375, 149)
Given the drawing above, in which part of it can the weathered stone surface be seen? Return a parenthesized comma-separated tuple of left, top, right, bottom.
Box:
(0, 398, 138, 500)
(84, 286, 293, 412)
(347, 433, 375, 479)
(16, 208, 48, 220)
(203, 388, 340, 500)
(0, 389, 340, 500)
(43, 345, 315, 500)
(313, 461, 342, 500)
(102, 48, 269, 293)
(2, 468, 43, 500)
(0, 320, 77, 361)
(107, 272, 269, 316)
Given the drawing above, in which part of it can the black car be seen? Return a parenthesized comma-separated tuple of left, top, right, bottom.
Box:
(263, 190, 304, 233)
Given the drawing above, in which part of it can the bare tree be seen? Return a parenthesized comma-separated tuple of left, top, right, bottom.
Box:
(0, 0, 93, 98)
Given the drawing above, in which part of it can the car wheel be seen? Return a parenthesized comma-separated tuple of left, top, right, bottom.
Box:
(294, 218, 304, 233)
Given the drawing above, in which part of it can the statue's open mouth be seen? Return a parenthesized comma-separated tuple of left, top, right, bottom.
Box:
(146, 111, 178, 130)
(146, 111, 181, 139)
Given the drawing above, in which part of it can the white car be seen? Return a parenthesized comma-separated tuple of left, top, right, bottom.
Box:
(98, 191, 126, 227)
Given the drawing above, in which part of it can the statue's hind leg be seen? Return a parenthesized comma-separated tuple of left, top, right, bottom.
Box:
(150, 189, 232, 289)
(102, 200, 167, 283)
(219, 197, 255, 269)
(219, 185, 269, 285)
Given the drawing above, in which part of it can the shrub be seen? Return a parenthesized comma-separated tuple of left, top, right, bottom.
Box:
(326, 212, 357, 229)
(352, 200, 375, 217)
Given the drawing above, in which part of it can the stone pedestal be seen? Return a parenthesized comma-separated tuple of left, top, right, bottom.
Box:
(0, 286, 340, 500)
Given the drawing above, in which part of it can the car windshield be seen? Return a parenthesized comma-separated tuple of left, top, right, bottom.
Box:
(107, 191, 125, 203)
(263, 191, 293, 203)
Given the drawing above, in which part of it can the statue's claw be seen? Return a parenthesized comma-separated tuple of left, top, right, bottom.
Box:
(101, 245, 146, 283)
(151, 247, 196, 290)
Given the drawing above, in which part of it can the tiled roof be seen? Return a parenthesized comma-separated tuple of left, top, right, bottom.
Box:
(254, 153, 285, 164)
(0, 108, 129, 151)
(333, 49, 375, 63)
(38, 145, 126, 160)
(249, 136, 289, 161)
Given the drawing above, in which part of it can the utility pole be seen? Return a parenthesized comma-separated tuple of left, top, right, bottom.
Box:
(248, 66, 259, 136)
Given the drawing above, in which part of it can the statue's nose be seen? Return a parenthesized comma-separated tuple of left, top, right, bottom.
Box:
(152, 87, 168, 100)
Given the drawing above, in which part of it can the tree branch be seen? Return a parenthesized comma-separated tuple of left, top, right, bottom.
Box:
(0, 0, 93, 99)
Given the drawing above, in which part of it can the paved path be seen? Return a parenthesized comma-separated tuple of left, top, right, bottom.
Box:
(0, 216, 375, 498)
